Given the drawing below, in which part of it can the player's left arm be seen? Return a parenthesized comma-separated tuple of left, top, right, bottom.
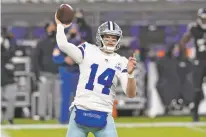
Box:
(119, 57, 137, 98)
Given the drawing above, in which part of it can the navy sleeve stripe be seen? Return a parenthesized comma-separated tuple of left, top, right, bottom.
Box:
(78, 47, 85, 59)
(82, 44, 86, 50)
(121, 69, 127, 73)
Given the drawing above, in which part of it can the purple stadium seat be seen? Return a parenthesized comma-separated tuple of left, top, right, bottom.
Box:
(164, 24, 188, 45)
(130, 25, 140, 37)
(164, 26, 178, 34)
(130, 38, 141, 50)
(164, 25, 182, 44)
(178, 24, 187, 36)
(32, 27, 46, 39)
(10, 26, 27, 39)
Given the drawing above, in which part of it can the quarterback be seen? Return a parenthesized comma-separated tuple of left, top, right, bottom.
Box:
(55, 13, 137, 137)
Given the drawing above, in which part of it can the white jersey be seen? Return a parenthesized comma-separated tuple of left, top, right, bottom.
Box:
(56, 24, 129, 113)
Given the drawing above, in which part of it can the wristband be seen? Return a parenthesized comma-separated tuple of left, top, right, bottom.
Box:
(128, 72, 134, 78)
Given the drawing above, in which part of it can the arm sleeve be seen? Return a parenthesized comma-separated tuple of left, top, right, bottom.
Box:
(56, 24, 83, 64)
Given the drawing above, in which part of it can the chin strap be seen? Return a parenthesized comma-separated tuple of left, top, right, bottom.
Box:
(103, 46, 115, 53)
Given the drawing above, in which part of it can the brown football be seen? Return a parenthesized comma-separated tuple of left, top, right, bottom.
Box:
(56, 4, 74, 25)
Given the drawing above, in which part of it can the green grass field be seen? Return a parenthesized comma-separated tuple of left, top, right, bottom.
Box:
(2, 116, 206, 124)
(4, 127, 206, 137)
(2, 116, 206, 137)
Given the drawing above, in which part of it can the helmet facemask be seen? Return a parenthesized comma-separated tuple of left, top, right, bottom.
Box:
(100, 34, 121, 53)
(197, 8, 206, 29)
(96, 21, 123, 53)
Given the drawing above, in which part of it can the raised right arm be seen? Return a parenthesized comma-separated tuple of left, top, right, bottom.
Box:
(56, 24, 83, 64)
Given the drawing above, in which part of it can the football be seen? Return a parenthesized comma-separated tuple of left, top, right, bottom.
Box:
(56, 4, 74, 25)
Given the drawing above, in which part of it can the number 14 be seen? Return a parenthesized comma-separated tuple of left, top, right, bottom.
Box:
(85, 63, 115, 95)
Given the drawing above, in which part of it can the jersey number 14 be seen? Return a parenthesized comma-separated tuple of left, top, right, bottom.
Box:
(85, 63, 115, 95)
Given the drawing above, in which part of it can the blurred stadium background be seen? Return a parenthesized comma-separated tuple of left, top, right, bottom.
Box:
(1, 0, 206, 137)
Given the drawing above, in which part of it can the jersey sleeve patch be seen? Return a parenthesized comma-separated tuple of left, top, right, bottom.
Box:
(121, 69, 127, 73)
(121, 57, 128, 73)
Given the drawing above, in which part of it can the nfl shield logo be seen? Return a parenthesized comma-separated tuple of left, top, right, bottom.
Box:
(115, 63, 121, 71)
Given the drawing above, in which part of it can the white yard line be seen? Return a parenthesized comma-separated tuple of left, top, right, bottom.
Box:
(1, 122, 206, 130)
(1, 131, 10, 137)
(186, 125, 206, 133)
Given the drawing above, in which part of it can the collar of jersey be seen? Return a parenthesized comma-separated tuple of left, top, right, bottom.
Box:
(101, 50, 117, 57)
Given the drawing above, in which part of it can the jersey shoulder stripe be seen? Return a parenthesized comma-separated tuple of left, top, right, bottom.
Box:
(78, 42, 87, 59)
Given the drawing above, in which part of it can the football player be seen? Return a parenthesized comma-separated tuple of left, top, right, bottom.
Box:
(180, 8, 206, 122)
(55, 13, 137, 137)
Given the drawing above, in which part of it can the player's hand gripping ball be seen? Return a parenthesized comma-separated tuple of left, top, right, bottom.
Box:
(55, 4, 74, 27)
